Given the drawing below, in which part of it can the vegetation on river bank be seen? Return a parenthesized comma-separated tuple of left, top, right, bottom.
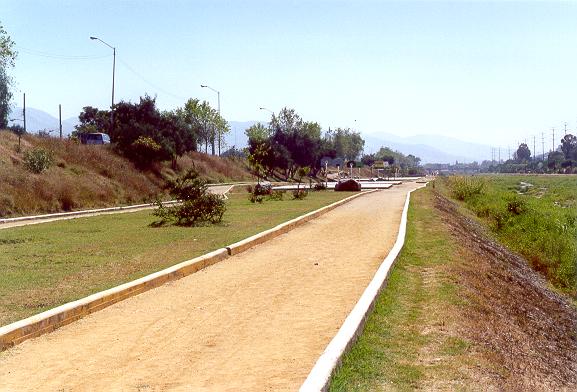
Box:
(441, 175, 576, 296)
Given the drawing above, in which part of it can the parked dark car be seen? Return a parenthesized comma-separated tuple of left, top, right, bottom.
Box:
(79, 132, 111, 145)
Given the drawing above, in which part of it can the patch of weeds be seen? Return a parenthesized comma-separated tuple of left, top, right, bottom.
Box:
(23, 147, 54, 174)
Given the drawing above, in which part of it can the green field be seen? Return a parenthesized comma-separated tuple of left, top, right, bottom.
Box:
(0, 191, 353, 326)
(440, 175, 577, 296)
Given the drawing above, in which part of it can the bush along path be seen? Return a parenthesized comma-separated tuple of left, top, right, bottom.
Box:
(331, 186, 577, 391)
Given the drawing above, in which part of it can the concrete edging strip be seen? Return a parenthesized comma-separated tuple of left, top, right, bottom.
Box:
(0, 201, 179, 224)
(0, 189, 374, 351)
(0, 248, 229, 351)
(299, 184, 427, 392)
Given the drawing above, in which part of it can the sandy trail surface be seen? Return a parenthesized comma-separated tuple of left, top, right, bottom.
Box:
(0, 183, 420, 391)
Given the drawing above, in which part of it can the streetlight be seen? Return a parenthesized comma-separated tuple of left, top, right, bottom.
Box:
(201, 84, 221, 155)
(90, 36, 116, 134)
(259, 107, 273, 114)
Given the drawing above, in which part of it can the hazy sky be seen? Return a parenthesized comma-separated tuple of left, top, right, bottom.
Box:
(3, 0, 577, 149)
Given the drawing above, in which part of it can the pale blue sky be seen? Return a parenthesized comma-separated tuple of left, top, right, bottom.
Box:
(3, 0, 577, 149)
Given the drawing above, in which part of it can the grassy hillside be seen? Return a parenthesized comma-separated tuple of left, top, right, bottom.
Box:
(0, 131, 253, 217)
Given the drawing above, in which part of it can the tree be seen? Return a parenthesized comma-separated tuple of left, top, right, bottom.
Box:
(323, 128, 365, 161)
(245, 122, 270, 142)
(515, 143, 531, 162)
(180, 98, 222, 155)
(77, 96, 196, 168)
(560, 134, 577, 161)
(547, 151, 565, 171)
(0, 22, 17, 129)
(75, 106, 110, 134)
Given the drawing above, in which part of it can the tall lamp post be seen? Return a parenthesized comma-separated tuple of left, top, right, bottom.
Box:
(201, 84, 221, 155)
(259, 107, 274, 125)
(90, 36, 116, 134)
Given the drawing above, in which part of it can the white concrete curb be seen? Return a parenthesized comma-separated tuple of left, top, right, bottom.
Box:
(299, 184, 427, 392)
(0, 201, 179, 224)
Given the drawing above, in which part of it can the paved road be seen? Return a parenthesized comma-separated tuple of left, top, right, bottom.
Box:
(0, 182, 421, 391)
(0, 185, 234, 230)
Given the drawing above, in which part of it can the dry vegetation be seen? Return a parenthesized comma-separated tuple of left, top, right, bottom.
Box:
(0, 131, 253, 217)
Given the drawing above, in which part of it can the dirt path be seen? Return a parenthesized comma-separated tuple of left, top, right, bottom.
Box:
(0, 185, 234, 230)
(0, 183, 420, 391)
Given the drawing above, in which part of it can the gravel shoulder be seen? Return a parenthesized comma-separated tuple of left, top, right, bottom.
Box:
(0, 183, 420, 391)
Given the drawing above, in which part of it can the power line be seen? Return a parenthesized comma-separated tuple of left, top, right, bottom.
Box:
(117, 57, 188, 102)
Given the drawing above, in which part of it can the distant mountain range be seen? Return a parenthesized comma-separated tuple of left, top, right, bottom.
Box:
(8, 108, 491, 163)
(8, 107, 78, 136)
(226, 122, 492, 163)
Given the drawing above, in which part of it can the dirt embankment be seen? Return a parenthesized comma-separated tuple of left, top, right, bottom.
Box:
(434, 191, 577, 390)
(0, 131, 252, 217)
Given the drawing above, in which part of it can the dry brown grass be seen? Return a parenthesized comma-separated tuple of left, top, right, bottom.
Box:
(0, 131, 252, 217)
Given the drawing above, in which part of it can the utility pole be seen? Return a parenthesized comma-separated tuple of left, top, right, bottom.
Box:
(533, 135, 536, 163)
(564, 122, 567, 136)
(541, 132, 545, 162)
(508, 146, 511, 160)
(59, 104, 62, 139)
(552, 127, 555, 152)
(23, 93, 26, 133)
(498, 147, 501, 163)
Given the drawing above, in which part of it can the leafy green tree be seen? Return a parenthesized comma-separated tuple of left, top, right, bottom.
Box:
(245, 122, 270, 142)
(560, 134, 577, 161)
(547, 150, 565, 171)
(324, 127, 365, 160)
(0, 22, 17, 129)
(179, 98, 225, 155)
(515, 143, 531, 163)
(76, 96, 196, 168)
(74, 106, 110, 134)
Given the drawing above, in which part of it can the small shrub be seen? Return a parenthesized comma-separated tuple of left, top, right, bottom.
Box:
(447, 176, 485, 201)
(23, 148, 54, 174)
(314, 182, 327, 191)
(248, 182, 273, 203)
(492, 210, 509, 231)
(249, 194, 264, 203)
(253, 182, 272, 196)
(153, 169, 226, 226)
(292, 189, 308, 200)
(267, 190, 285, 201)
(506, 196, 527, 215)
